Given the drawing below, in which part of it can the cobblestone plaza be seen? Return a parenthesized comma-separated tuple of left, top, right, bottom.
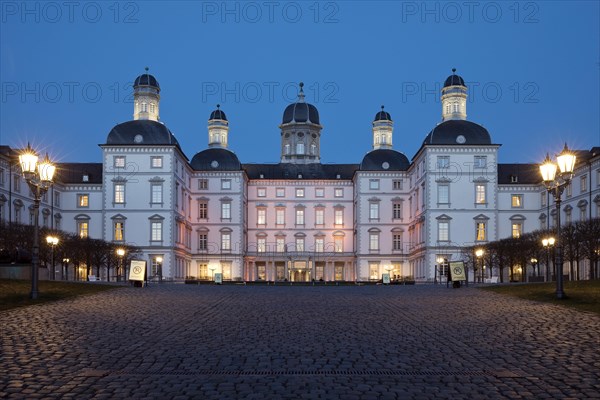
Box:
(1, 285, 599, 399)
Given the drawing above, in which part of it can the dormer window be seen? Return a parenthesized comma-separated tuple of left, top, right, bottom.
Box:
(82, 175, 89, 182)
(510, 175, 518, 183)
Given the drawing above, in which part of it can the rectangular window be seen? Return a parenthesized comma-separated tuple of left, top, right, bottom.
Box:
(54, 191, 60, 206)
(151, 222, 162, 241)
(296, 209, 304, 225)
(295, 238, 305, 252)
(114, 156, 125, 168)
(198, 233, 207, 251)
(276, 208, 285, 225)
(315, 188, 324, 197)
(78, 221, 89, 238)
(393, 179, 403, 190)
(257, 238, 266, 253)
(315, 238, 324, 252)
(221, 202, 231, 220)
(369, 233, 379, 251)
(541, 192, 546, 207)
(566, 182, 572, 197)
(296, 188, 304, 197)
(475, 184, 486, 204)
(474, 156, 487, 168)
(257, 208, 266, 225)
(438, 221, 449, 241)
(114, 184, 125, 204)
(334, 209, 343, 225)
(369, 262, 379, 280)
(257, 188, 267, 197)
(296, 143, 305, 154)
(437, 156, 449, 169)
(276, 188, 285, 197)
(511, 194, 523, 208)
(198, 179, 208, 190)
(198, 201, 208, 219)
(334, 188, 343, 197)
(334, 237, 343, 252)
(369, 179, 380, 190)
(0, 168, 4, 187)
(114, 221, 124, 241)
(581, 175, 587, 193)
(315, 209, 324, 225)
(393, 234, 402, 251)
(512, 223, 522, 238)
(476, 222, 486, 241)
(438, 184, 449, 204)
(13, 175, 21, 192)
(580, 207, 586, 221)
(221, 233, 231, 251)
(393, 202, 402, 219)
(151, 156, 163, 168)
(369, 203, 379, 220)
(78, 194, 89, 207)
(276, 238, 285, 252)
(221, 179, 231, 190)
(151, 184, 162, 204)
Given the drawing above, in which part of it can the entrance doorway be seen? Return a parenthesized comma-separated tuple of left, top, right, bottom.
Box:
(291, 270, 309, 282)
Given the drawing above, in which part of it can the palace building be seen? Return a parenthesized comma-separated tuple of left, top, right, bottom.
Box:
(1, 70, 599, 282)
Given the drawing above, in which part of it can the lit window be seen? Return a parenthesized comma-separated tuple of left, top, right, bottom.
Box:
(315, 238, 324, 252)
(151, 156, 163, 168)
(476, 222, 486, 241)
(512, 223, 522, 238)
(296, 188, 304, 197)
(141, 102, 147, 112)
(114, 156, 125, 168)
(369, 203, 379, 220)
(369, 179, 380, 190)
(315, 209, 324, 225)
(369, 262, 379, 280)
(221, 179, 231, 190)
(78, 221, 89, 238)
(474, 156, 487, 168)
(114, 184, 125, 204)
(438, 184, 449, 204)
(151, 222, 162, 241)
(475, 184, 486, 204)
(257, 238, 266, 253)
(151, 184, 162, 204)
(334, 209, 343, 225)
(334, 236, 343, 252)
(114, 221, 124, 241)
(276, 238, 285, 252)
(257, 208, 266, 225)
(296, 209, 305, 225)
(257, 188, 266, 197)
(221, 202, 231, 220)
(511, 195, 523, 208)
(78, 194, 89, 207)
(295, 237, 305, 252)
(334, 188, 343, 197)
(276, 209, 285, 225)
(221, 232, 231, 251)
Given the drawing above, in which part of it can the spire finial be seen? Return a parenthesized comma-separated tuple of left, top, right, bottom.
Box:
(216, 104, 220, 109)
(452, 68, 456, 74)
(145, 66, 149, 72)
(298, 82, 305, 102)
(381, 105, 385, 111)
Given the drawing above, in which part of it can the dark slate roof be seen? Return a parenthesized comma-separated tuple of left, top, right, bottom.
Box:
(360, 149, 410, 171)
(106, 120, 180, 147)
(55, 163, 103, 184)
(423, 120, 491, 145)
(243, 163, 358, 180)
(191, 148, 241, 171)
(443, 71, 466, 88)
(209, 107, 227, 121)
(497, 164, 541, 185)
(134, 73, 160, 89)
(282, 102, 320, 125)
(374, 108, 392, 122)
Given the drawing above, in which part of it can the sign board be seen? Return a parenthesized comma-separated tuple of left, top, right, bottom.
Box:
(129, 260, 146, 282)
(382, 273, 390, 284)
(214, 272, 223, 284)
(449, 261, 466, 281)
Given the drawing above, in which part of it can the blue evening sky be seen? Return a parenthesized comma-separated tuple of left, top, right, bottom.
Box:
(1, 1, 599, 166)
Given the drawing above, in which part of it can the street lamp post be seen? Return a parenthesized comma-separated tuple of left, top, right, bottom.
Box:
(46, 235, 59, 280)
(156, 256, 163, 283)
(18, 144, 56, 299)
(210, 267, 216, 282)
(475, 248, 484, 284)
(542, 237, 555, 282)
(116, 248, 125, 282)
(530, 258, 538, 278)
(539, 144, 576, 299)
(62, 258, 70, 281)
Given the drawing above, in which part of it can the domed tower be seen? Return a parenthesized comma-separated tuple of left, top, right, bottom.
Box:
(133, 67, 160, 122)
(372, 106, 393, 150)
(441, 68, 467, 122)
(279, 82, 322, 164)
(208, 104, 229, 149)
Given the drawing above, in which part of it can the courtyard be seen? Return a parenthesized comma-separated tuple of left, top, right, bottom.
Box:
(1, 284, 599, 399)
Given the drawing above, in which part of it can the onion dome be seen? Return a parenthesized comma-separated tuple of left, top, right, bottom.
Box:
(374, 105, 392, 122)
(443, 68, 466, 88)
(282, 82, 320, 125)
(133, 67, 160, 90)
(209, 104, 227, 121)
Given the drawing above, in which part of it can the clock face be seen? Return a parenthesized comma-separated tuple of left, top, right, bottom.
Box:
(211, 160, 219, 168)
(382, 162, 390, 170)
(456, 135, 466, 144)
(134, 134, 143, 143)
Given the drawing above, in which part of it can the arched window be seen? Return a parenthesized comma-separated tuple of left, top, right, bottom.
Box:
(141, 102, 148, 112)
(453, 102, 459, 113)
(296, 143, 304, 155)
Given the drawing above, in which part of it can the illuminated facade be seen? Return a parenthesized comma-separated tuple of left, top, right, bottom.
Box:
(1, 70, 599, 282)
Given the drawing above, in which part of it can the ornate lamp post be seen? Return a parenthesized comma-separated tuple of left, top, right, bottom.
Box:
(539, 144, 576, 299)
(62, 258, 70, 281)
(156, 256, 163, 283)
(542, 237, 555, 282)
(19, 144, 56, 299)
(46, 235, 59, 280)
(475, 248, 484, 283)
(530, 258, 538, 278)
(210, 267, 216, 282)
(116, 248, 125, 282)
